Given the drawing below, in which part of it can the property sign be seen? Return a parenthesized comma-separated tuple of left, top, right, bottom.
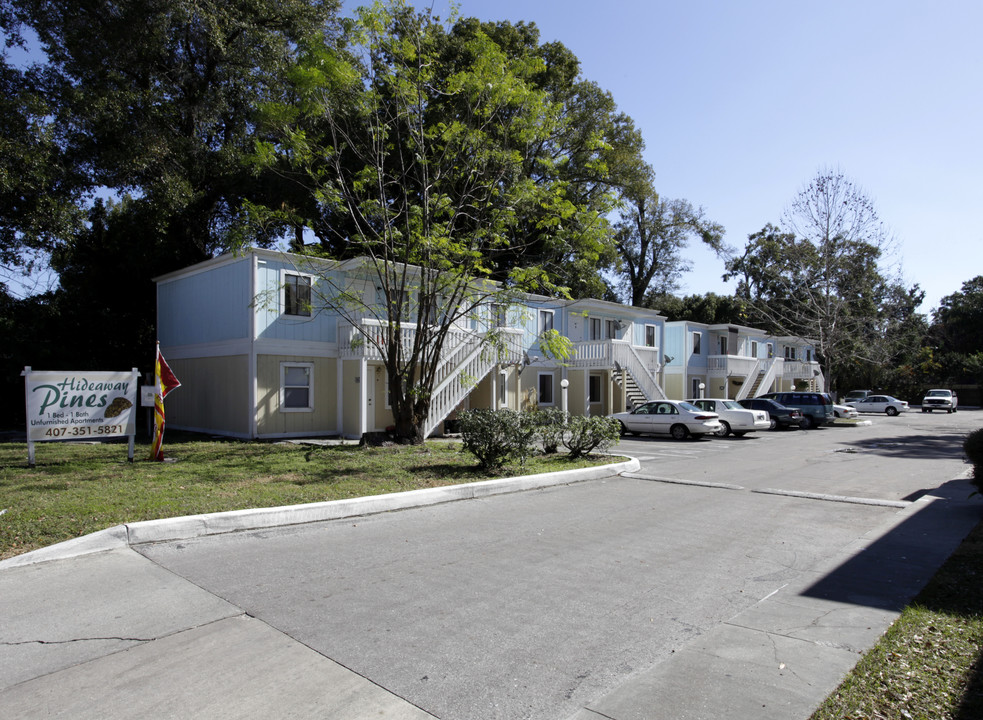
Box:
(23, 367, 139, 465)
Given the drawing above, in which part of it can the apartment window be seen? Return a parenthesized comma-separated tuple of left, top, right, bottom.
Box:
(606, 319, 619, 339)
(767, 343, 774, 359)
(589, 317, 602, 340)
(538, 373, 554, 405)
(719, 336, 728, 355)
(785, 346, 797, 360)
(539, 310, 554, 334)
(751, 341, 758, 358)
(645, 325, 657, 348)
(589, 375, 602, 403)
(693, 331, 702, 355)
(284, 273, 312, 317)
(806, 349, 813, 362)
(281, 363, 313, 411)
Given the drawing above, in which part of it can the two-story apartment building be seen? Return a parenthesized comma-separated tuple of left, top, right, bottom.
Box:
(154, 249, 673, 440)
(663, 321, 824, 401)
(155, 249, 823, 440)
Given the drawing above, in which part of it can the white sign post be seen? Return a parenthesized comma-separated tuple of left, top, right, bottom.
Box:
(23, 366, 139, 467)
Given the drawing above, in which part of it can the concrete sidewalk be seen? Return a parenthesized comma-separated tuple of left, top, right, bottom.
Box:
(1, 460, 979, 720)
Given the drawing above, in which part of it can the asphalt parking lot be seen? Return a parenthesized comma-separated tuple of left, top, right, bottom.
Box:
(2, 409, 979, 720)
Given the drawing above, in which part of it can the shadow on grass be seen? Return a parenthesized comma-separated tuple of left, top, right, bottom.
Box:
(956, 652, 983, 720)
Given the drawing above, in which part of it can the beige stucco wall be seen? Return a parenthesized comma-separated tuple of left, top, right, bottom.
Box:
(664, 373, 683, 401)
(165, 355, 250, 437)
(256, 355, 338, 437)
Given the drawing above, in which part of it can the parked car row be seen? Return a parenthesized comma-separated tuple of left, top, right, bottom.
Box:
(609, 391, 835, 440)
(609, 386, 956, 441)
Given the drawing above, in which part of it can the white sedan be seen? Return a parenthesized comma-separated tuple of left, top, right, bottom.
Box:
(610, 400, 722, 440)
(833, 404, 859, 419)
(846, 395, 909, 416)
(685, 398, 771, 437)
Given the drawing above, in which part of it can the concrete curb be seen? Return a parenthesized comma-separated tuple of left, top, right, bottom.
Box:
(0, 456, 640, 569)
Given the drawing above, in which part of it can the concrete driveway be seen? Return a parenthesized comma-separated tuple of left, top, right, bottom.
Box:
(1, 410, 980, 719)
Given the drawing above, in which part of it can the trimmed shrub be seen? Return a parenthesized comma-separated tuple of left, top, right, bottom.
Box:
(458, 408, 536, 471)
(527, 407, 567, 454)
(964, 428, 983, 495)
(563, 415, 621, 459)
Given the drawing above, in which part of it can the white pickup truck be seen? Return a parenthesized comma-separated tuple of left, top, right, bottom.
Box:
(921, 389, 958, 413)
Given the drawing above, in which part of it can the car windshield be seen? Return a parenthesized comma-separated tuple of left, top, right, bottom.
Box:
(927, 390, 949, 397)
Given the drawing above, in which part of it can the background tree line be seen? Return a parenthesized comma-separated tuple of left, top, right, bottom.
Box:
(0, 0, 978, 432)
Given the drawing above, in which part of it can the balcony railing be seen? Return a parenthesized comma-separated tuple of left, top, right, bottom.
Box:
(707, 355, 758, 378)
(782, 360, 822, 379)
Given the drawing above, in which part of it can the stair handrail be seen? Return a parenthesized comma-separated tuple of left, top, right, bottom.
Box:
(612, 341, 667, 401)
(752, 358, 783, 397)
(734, 359, 761, 400)
(422, 328, 523, 438)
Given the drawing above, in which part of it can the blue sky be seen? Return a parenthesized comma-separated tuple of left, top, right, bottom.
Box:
(399, 0, 982, 314)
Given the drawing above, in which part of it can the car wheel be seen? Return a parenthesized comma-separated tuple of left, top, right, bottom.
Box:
(948, 409, 953, 414)
(886, 407, 899, 416)
(768, 417, 778, 430)
(799, 417, 813, 429)
(922, 408, 929, 413)
(670, 424, 689, 440)
(714, 421, 731, 437)
(732, 431, 747, 437)
(618, 421, 634, 436)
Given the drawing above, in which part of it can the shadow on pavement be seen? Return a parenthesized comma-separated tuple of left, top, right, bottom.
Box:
(800, 478, 981, 612)
(837, 432, 969, 461)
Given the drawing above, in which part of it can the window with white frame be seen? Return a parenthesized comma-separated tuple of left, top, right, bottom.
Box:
(605, 319, 619, 339)
(784, 346, 797, 360)
(693, 331, 702, 355)
(538, 372, 554, 405)
(539, 309, 554, 334)
(281, 363, 314, 411)
(645, 325, 657, 347)
(589, 374, 602, 403)
(283, 272, 312, 317)
(751, 341, 758, 358)
(589, 317, 601, 340)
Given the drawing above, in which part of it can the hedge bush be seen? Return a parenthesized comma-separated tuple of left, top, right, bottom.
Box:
(563, 415, 621, 459)
(458, 408, 536, 471)
(964, 428, 983, 495)
(528, 407, 567, 454)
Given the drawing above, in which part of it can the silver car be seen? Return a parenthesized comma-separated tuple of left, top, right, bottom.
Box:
(610, 400, 722, 440)
(846, 395, 909, 416)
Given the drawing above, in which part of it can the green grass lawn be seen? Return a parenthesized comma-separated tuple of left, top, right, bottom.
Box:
(0, 433, 615, 560)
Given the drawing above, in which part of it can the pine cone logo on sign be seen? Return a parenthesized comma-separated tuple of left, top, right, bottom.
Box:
(104, 397, 133, 418)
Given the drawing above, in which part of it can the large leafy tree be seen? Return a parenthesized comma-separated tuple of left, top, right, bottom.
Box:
(0, 53, 84, 294)
(933, 276, 983, 357)
(249, 0, 608, 443)
(292, 14, 649, 299)
(614, 185, 725, 307)
(725, 171, 898, 391)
